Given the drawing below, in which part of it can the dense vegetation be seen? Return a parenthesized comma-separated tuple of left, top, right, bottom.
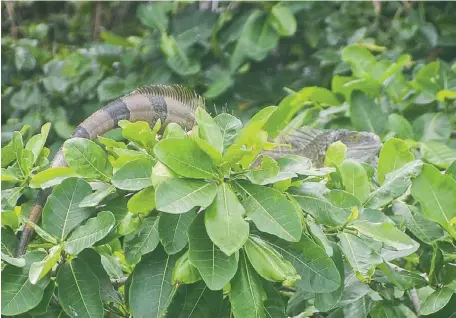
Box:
(2, 2, 456, 318)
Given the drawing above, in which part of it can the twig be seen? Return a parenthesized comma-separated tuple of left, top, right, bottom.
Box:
(5, 1, 17, 39)
(410, 288, 421, 316)
(93, 1, 102, 40)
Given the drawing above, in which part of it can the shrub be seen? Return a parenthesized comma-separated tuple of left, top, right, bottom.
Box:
(2, 50, 456, 316)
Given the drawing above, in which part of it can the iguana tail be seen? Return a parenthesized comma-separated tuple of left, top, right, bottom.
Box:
(17, 85, 205, 256)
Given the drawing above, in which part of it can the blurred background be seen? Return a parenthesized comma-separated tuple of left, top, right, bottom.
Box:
(2, 1, 456, 156)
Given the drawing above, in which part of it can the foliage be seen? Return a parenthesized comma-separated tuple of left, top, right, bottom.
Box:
(2, 1, 456, 317)
(2, 1, 456, 150)
(2, 49, 456, 316)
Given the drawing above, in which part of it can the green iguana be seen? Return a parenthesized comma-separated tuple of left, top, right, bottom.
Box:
(17, 84, 381, 256)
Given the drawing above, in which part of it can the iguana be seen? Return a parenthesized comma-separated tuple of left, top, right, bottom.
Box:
(17, 84, 381, 256)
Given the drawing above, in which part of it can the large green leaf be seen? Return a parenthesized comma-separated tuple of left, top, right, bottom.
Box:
(229, 251, 266, 318)
(195, 107, 224, 154)
(205, 183, 249, 256)
(158, 210, 196, 254)
(364, 160, 423, 209)
(342, 45, 377, 78)
(63, 138, 112, 180)
(111, 157, 154, 191)
(338, 232, 382, 280)
(25, 122, 51, 164)
(411, 164, 456, 238)
(127, 186, 155, 215)
(57, 258, 103, 318)
(392, 201, 445, 244)
(420, 141, 456, 169)
(30, 167, 79, 189)
(230, 10, 278, 72)
(269, 3, 296, 36)
(377, 138, 414, 185)
(339, 159, 369, 203)
(154, 138, 218, 179)
(129, 246, 181, 318)
(267, 235, 341, 293)
(214, 113, 242, 150)
(137, 2, 172, 32)
(238, 182, 301, 242)
(421, 288, 454, 315)
(80, 184, 116, 207)
(349, 90, 388, 134)
(155, 178, 217, 213)
(167, 281, 224, 318)
(1, 251, 50, 316)
(314, 243, 345, 312)
(188, 213, 238, 290)
(78, 249, 121, 304)
(42, 178, 94, 240)
(291, 187, 350, 226)
(352, 220, 418, 252)
(124, 216, 160, 265)
(64, 211, 115, 255)
(413, 112, 451, 142)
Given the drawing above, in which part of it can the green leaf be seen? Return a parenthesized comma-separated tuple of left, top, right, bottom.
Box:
(230, 11, 279, 72)
(78, 249, 121, 304)
(420, 141, 456, 169)
(377, 138, 414, 185)
(27, 280, 55, 316)
(119, 120, 159, 152)
(352, 220, 418, 251)
(167, 281, 223, 318)
(247, 155, 280, 184)
(238, 182, 301, 242)
(64, 211, 115, 255)
(214, 113, 243, 150)
(291, 187, 350, 226)
(263, 282, 287, 318)
(369, 301, 409, 318)
(29, 245, 62, 284)
(155, 138, 218, 179)
(23, 218, 58, 244)
(152, 161, 177, 188)
(338, 232, 382, 280)
(339, 159, 369, 203)
(124, 216, 160, 265)
(267, 235, 341, 293)
(155, 178, 217, 213)
(171, 251, 201, 285)
(205, 183, 249, 256)
(377, 263, 427, 291)
(188, 213, 238, 290)
(79, 184, 116, 207)
(42, 178, 94, 240)
(421, 288, 454, 315)
(159, 210, 196, 254)
(342, 45, 377, 78)
(324, 141, 347, 168)
(137, 2, 172, 32)
(57, 258, 103, 318)
(30, 167, 79, 189)
(111, 157, 154, 191)
(1, 251, 50, 315)
(25, 122, 51, 164)
(269, 3, 296, 36)
(63, 138, 112, 180)
(411, 164, 456, 238)
(245, 236, 299, 283)
(388, 114, 414, 140)
(1, 226, 19, 260)
(413, 113, 451, 142)
(314, 243, 345, 312)
(195, 107, 224, 154)
(163, 123, 187, 139)
(229, 251, 266, 318)
(365, 160, 423, 209)
(1, 251, 25, 267)
(350, 91, 388, 134)
(392, 201, 445, 244)
(128, 186, 155, 215)
(129, 246, 181, 318)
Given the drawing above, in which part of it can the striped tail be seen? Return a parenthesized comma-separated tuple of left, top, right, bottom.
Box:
(17, 85, 205, 256)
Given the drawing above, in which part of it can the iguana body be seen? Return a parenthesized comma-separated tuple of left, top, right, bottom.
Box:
(17, 85, 381, 256)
